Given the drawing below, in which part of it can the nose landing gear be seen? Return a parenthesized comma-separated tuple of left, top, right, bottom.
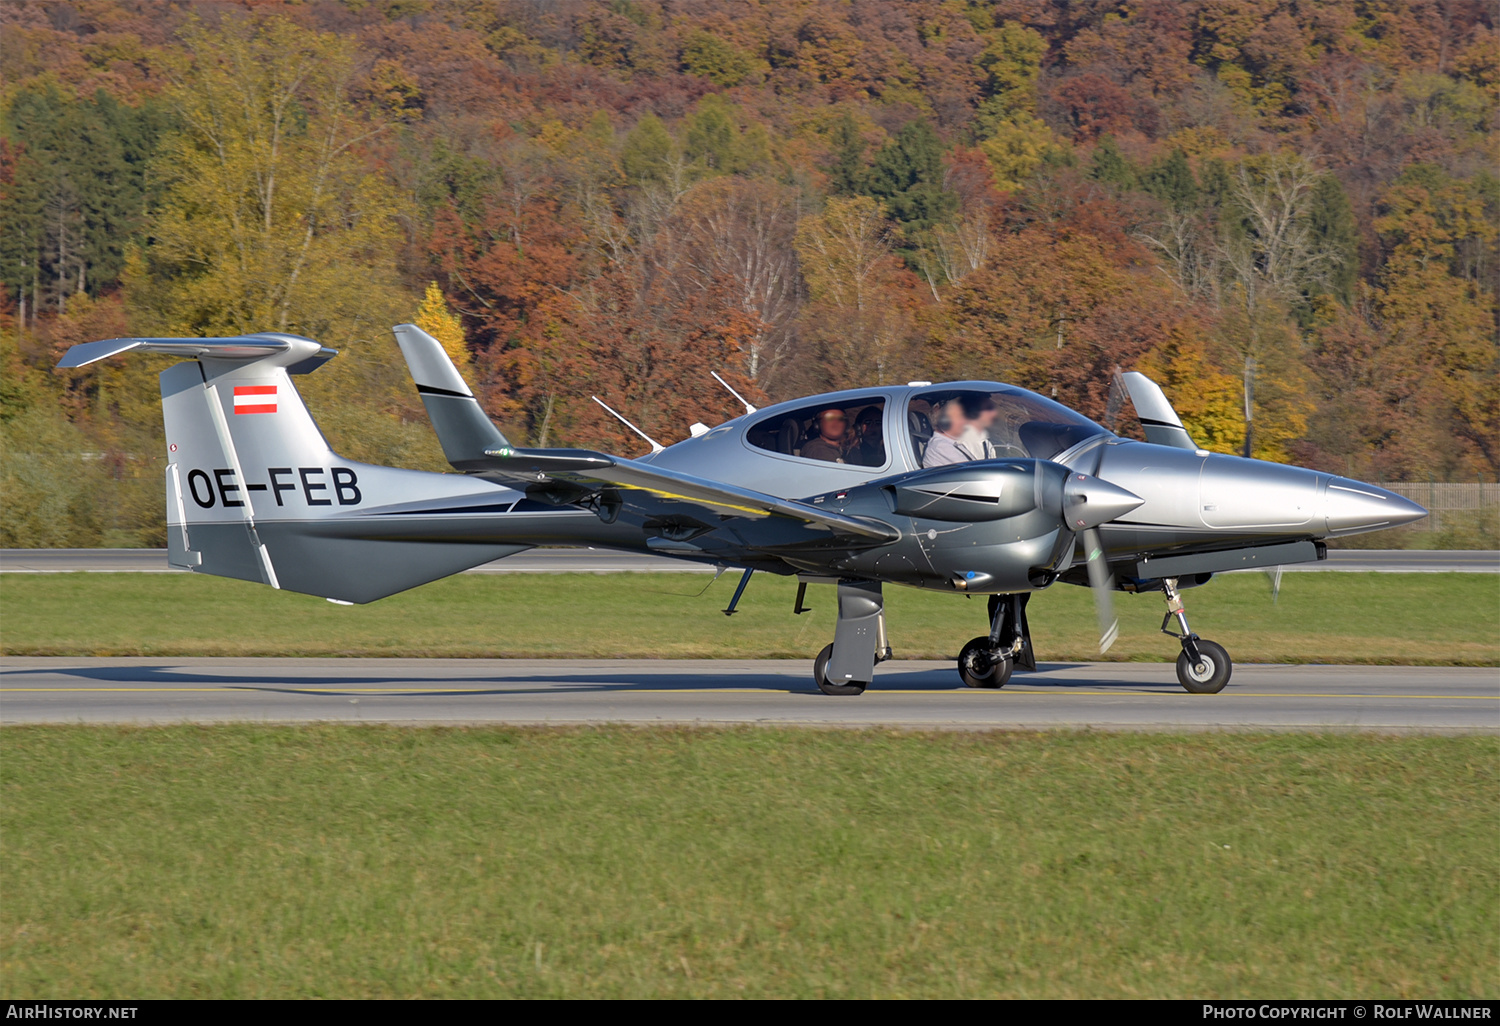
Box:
(957, 594, 1033, 689)
(1161, 576, 1232, 693)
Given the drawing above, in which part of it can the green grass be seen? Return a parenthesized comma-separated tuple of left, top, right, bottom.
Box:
(1, 726, 1494, 998)
(2, 571, 1496, 664)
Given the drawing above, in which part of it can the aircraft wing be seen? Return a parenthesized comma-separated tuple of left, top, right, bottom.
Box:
(477, 445, 899, 544)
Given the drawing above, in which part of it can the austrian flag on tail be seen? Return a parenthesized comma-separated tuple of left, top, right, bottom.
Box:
(233, 384, 277, 414)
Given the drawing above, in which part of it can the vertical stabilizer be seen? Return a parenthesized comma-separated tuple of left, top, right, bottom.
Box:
(1121, 371, 1198, 450)
(60, 332, 529, 602)
(392, 324, 510, 470)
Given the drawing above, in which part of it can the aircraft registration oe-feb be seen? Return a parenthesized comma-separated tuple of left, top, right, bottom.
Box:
(57, 327, 1426, 696)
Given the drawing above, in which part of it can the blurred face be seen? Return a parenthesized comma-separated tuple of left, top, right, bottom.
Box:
(818, 410, 847, 441)
(941, 403, 967, 436)
(974, 406, 998, 431)
(858, 415, 882, 441)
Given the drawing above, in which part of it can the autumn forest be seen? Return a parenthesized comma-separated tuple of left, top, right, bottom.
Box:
(1, 0, 1495, 547)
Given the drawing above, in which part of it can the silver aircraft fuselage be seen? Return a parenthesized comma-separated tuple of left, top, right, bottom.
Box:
(581, 381, 1421, 585)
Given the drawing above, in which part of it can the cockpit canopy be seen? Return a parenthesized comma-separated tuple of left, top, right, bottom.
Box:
(906, 386, 1108, 465)
(739, 383, 1111, 471)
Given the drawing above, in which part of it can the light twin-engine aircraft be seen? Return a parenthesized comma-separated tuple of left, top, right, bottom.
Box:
(57, 327, 1425, 695)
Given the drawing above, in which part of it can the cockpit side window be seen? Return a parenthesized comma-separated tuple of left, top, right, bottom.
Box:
(745, 397, 887, 467)
(908, 388, 1108, 466)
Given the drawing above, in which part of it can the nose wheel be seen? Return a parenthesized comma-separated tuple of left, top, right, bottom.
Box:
(958, 637, 1013, 688)
(1161, 577, 1232, 693)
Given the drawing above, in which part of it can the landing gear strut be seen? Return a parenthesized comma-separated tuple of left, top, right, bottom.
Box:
(957, 594, 1034, 689)
(1160, 577, 1232, 693)
(812, 579, 890, 696)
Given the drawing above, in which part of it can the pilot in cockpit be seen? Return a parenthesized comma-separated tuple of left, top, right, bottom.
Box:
(921, 400, 974, 467)
(957, 394, 998, 461)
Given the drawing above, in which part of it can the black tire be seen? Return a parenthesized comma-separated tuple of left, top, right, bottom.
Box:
(958, 636, 1013, 689)
(813, 643, 867, 696)
(1176, 639, 1232, 694)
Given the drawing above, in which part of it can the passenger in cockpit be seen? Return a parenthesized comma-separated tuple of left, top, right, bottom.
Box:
(921, 400, 973, 467)
(800, 407, 850, 463)
(849, 407, 885, 467)
(958, 394, 998, 461)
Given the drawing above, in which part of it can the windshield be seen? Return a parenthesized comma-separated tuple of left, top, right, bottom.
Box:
(907, 386, 1109, 466)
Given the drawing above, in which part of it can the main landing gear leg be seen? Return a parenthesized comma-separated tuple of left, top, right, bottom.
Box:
(1161, 576, 1232, 694)
(813, 579, 888, 696)
(957, 594, 1033, 689)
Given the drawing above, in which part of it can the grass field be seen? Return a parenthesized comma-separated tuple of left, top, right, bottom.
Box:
(1, 570, 1495, 664)
(2, 726, 1494, 998)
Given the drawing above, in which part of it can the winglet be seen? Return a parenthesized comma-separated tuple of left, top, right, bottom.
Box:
(392, 323, 510, 471)
(1121, 371, 1197, 450)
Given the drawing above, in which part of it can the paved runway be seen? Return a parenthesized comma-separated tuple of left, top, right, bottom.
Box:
(2, 658, 1494, 733)
(3, 547, 1496, 574)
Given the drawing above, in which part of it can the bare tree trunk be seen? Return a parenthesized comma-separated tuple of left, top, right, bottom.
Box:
(537, 392, 555, 447)
(1242, 355, 1255, 459)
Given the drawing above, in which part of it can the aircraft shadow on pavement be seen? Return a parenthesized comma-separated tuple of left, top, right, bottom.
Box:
(1, 662, 1195, 697)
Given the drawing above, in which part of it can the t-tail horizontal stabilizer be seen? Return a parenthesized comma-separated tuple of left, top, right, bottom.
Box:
(58, 333, 338, 375)
(392, 324, 510, 471)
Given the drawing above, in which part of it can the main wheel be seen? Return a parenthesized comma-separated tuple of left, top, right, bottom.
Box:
(813, 643, 867, 696)
(958, 636, 1013, 689)
(1176, 639, 1232, 694)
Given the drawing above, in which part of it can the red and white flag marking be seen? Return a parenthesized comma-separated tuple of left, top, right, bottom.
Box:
(233, 384, 277, 415)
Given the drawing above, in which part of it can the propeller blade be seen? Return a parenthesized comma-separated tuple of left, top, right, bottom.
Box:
(1081, 527, 1118, 653)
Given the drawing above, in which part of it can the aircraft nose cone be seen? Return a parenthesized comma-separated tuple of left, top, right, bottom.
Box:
(1325, 478, 1428, 536)
(1063, 474, 1145, 530)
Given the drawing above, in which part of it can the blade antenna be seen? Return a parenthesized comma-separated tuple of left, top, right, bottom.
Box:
(591, 396, 664, 454)
(711, 371, 756, 414)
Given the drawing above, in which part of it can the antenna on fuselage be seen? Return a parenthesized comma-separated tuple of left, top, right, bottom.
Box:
(591, 396, 664, 454)
(711, 371, 756, 414)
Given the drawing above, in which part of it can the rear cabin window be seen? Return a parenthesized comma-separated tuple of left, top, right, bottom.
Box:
(745, 397, 887, 467)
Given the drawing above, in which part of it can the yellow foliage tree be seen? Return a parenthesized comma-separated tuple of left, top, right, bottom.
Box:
(1136, 331, 1245, 455)
(793, 197, 915, 381)
(127, 15, 442, 470)
(414, 282, 471, 374)
(978, 115, 1062, 191)
(132, 15, 408, 341)
(794, 196, 894, 311)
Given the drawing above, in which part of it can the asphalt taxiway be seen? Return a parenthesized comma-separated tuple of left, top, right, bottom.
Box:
(2, 548, 1496, 574)
(2, 658, 1494, 733)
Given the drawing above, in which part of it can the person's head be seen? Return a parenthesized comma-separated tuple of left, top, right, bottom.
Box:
(934, 400, 967, 437)
(814, 407, 848, 442)
(854, 406, 882, 441)
(962, 394, 998, 430)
